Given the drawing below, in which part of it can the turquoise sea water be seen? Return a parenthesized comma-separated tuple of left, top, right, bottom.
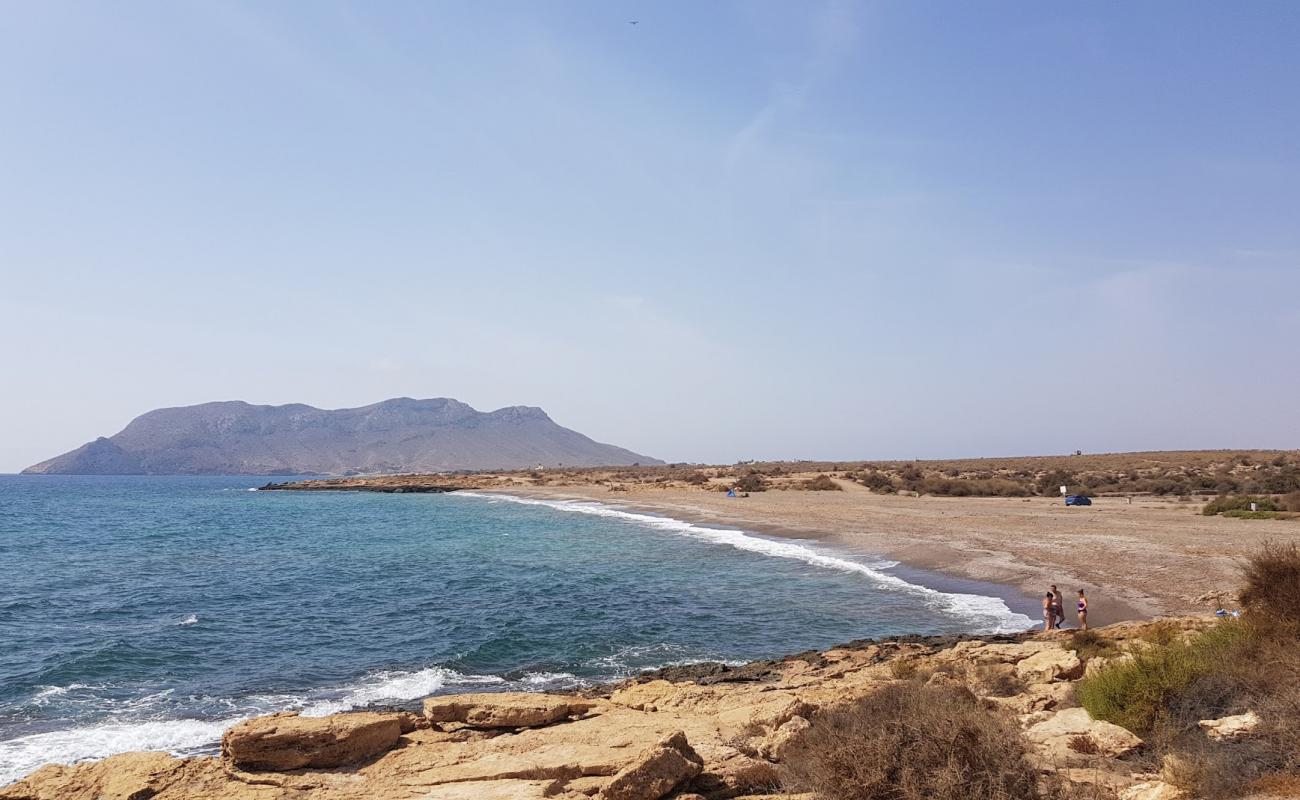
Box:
(0, 475, 1034, 784)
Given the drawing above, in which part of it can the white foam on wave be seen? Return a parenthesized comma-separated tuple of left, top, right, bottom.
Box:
(0, 666, 515, 786)
(455, 492, 1034, 634)
(178, 614, 198, 626)
(29, 684, 91, 705)
(0, 717, 240, 786)
(298, 667, 504, 716)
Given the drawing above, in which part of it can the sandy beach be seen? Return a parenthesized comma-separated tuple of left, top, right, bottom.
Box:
(499, 480, 1297, 626)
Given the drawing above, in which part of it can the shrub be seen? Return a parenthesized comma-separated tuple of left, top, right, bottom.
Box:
(858, 470, 896, 493)
(1203, 495, 1279, 516)
(1037, 469, 1076, 496)
(778, 682, 1046, 800)
(1239, 540, 1300, 629)
(682, 470, 709, 486)
(735, 472, 768, 493)
(1282, 491, 1300, 513)
(801, 474, 842, 491)
(1076, 622, 1249, 734)
(1222, 510, 1296, 520)
(1064, 629, 1119, 661)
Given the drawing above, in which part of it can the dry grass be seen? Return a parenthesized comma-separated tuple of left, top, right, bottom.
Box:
(1064, 629, 1120, 661)
(1239, 540, 1300, 631)
(778, 682, 1049, 800)
(1067, 734, 1100, 755)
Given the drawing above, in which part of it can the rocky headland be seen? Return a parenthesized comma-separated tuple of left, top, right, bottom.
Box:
(1, 617, 1246, 800)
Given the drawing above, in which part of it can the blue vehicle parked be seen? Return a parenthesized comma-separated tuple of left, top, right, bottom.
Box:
(1064, 494, 1092, 506)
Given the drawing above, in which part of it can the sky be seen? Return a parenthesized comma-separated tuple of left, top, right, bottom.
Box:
(2, 1, 1299, 472)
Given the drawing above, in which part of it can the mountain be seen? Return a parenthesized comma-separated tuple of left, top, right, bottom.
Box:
(22, 398, 662, 475)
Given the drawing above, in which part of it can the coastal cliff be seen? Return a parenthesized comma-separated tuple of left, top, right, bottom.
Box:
(0, 617, 1243, 800)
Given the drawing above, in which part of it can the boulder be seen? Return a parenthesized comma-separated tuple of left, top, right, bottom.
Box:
(757, 715, 810, 762)
(1025, 708, 1143, 761)
(1198, 710, 1259, 740)
(221, 710, 402, 770)
(1085, 652, 1135, 678)
(597, 732, 702, 800)
(1015, 648, 1083, 683)
(423, 692, 596, 729)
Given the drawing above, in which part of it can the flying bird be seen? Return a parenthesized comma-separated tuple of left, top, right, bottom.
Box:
(629, 20, 638, 25)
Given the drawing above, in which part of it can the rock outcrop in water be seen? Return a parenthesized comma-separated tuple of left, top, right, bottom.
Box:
(0, 618, 1220, 800)
(22, 398, 661, 475)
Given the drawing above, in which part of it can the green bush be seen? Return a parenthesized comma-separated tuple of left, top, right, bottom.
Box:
(1202, 495, 1279, 516)
(1222, 510, 1296, 520)
(1077, 622, 1250, 734)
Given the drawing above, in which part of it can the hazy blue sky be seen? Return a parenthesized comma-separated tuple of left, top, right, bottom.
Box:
(3, 1, 1299, 472)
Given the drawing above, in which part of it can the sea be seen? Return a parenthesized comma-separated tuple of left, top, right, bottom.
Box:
(0, 475, 1036, 785)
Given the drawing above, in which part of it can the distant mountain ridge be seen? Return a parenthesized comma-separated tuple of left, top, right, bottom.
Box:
(23, 398, 661, 475)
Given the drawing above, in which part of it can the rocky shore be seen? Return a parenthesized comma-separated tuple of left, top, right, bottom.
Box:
(1, 618, 1228, 800)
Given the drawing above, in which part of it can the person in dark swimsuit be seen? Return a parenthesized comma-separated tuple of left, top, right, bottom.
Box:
(1077, 589, 1089, 630)
(1049, 584, 1065, 628)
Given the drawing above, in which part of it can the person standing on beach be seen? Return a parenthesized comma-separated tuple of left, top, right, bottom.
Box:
(1042, 592, 1055, 632)
(1077, 589, 1089, 630)
(1050, 584, 1065, 628)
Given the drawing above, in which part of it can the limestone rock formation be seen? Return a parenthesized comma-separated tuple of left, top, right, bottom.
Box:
(221, 711, 403, 770)
(596, 732, 702, 800)
(1025, 707, 1144, 761)
(0, 619, 1224, 800)
(423, 692, 596, 729)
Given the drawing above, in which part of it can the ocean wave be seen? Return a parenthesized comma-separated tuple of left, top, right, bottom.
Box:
(178, 614, 198, 626)
(298, 666, 504, 716)
(0, 665, 541, 785)
(455, 492, 1034, 634)
(0, 717, 240, 786)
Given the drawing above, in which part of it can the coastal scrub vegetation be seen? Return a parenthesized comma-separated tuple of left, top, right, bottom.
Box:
(834, 450, 1300, 499)
(1076, 542, 1300, 796)
(778, 682, 1048, 800)
(1202, 495, 1280, 515)
(463, 450, 1300, 502)
(799, 474, 843, 491)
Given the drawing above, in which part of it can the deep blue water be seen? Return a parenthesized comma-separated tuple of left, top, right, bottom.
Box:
(0, 475, 1032, 783)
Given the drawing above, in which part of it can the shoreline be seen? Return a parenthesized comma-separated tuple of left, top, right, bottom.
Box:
(483, 486, 1176, 627)
(457, 489, 1040, 634)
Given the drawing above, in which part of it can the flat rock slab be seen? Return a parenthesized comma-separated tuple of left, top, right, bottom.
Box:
(222, 711, 402, 771)
(423, 693, 596, 729)
(1026, 707, 1143, 761)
